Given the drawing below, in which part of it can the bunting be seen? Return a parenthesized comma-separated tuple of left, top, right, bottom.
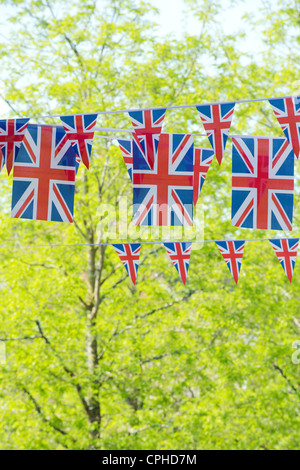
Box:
(196, 102, 235, 165)
(0, 118, 30, 174)
(112, 243, 141, 285)
(132, 133, 194, 226)
(11, 125, 77, 222)
(164, 242, 192, 284)
(0, 95, 299, 272)
(60, 114, 98, 169)
(269, 97, 300, 159)
(269, 238, 299, 283)
(216, 240, 245, 284)
(193, 147, 214, 205)
(129, 108, 166, 170)
(231, 136, 294, 231)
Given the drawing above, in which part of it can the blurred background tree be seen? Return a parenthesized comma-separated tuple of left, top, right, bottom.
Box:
(0, 0, 299, 450)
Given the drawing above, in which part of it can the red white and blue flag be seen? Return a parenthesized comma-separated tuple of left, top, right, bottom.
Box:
(117, 139, 133, 181)
(112, 243, 141, 285)
(196, 102, 235, 165)
(11, 125, 77, 223)
(0, 118, 30, 174)
(129, 108, 166, 170)
(164, 242, 192, 284)
(60, 114, 98, 169)
(269, 238, 299, 283)
(132, 133, 194, 226)
(193, 147, 214, 205)
(216, 240, 245, 284)
(231, 136, 294, 231)
(269, 97, 300, 159)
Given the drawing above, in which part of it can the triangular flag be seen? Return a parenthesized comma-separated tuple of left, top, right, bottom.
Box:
(0, 118, 30, 175)
(117, 139, 133, 181)
(193, 147, 214, 205)
(216, 240, 245, 284)
(269, 238, 299, 283)
(112, 243, 141, 285)
(128, 108, 166, 170)
(196, 102, 235, 165)
(269, 97, 300, 159)
(60, 114, 98, 169)
(164, 242, 192, 284)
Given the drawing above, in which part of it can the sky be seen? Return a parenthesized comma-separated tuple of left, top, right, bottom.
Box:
(0, 0, 266, 116)
(150, 0, 264, 48)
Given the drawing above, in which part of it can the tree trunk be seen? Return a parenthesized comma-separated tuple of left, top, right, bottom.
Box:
(85, 240, 102, 445)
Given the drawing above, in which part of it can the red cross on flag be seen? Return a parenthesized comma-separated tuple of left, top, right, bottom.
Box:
(11, 125, 77, 223)
(0, 118, 30, 174)
(60, 114, 98, 169)
(164, 242, 192, 284)
(232, 136, 295, 231)
(132, 133, 194, 227)
(216, 240, 245, 284)
(129, 108, 166, 171)
(196, 102, 235, 165)
(269, 97, 300, 159)
(269, 238, 299, 283)
(112, 243, 141, 285)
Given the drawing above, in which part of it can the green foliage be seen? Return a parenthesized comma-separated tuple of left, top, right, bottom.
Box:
(0, 0, 299, 450)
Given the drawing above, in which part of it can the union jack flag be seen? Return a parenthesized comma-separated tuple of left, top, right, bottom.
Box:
(232, 136, 294, 231)
(269, 238, 299, 283)
(0, 118, 30, 174)
(164, 242, 192, 284)
(112, 243, 141, 285)
(11, 125, 77, 223)
(117, 139, 133, 181)
(132, 133, 194, 226)
(60, 114, 98, 169)
(216, 240, 245, 284)
(129, 108, 166, 170)
(193, 147, 214, 205)
(269, 97, 300, 159)
(196, 102, 235, 165)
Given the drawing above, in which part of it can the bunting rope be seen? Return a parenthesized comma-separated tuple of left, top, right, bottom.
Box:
(3, 237, 298, 284)
(23, 124, 291, 140)
(3, 237, 299, 249)
(8, 94, 298, 121)
(93, 133, 286, 141)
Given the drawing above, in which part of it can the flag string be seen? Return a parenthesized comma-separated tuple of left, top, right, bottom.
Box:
(93, 133, 287, 141)
(9, 94, 298, 121)
(24, 124, 288, 141)
(3, 237, 299, 249)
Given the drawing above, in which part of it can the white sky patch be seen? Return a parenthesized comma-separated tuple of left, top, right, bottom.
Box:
(150, 0, 265, 54)
(0, 0, 267, 117)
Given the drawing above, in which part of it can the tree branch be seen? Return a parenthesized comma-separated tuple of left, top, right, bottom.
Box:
(35, 320, 91, 418)
(73, 218, 88, 241)
(0, 94, 20, 115)
(272, 363, 299, 394)
(136, 290, 196, 320)
(0, 335, 41, 342)
(21, 385, 69, 440)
